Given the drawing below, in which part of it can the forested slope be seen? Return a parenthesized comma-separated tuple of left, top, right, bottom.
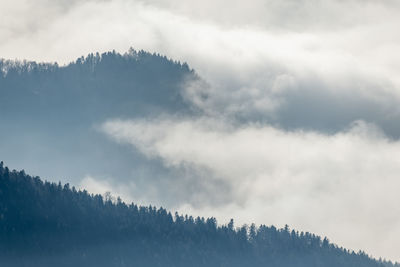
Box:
(0, 49, 193, 121)
(0, 49, 196, 185)
(0, 163, 397, 267)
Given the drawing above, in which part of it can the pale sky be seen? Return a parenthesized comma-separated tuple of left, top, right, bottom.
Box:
(1, 0, 400, 262)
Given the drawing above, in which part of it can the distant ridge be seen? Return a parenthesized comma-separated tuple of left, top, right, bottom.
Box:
(0, 49, 197, 186)
(0, 162, 397, 267)
(0, 48, 195, 121)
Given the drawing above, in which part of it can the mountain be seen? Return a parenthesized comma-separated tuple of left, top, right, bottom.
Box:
(0, 49, 196, 189)
(0, 162, 397, 267)
(0, 48, 193, 121)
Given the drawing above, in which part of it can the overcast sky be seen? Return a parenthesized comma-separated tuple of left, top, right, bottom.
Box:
(2, 0, 400, 262)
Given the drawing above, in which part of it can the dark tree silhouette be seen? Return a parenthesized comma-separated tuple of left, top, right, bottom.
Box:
(0, 162, 397, 267)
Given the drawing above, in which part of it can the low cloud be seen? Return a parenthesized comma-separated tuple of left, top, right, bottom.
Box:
(79, 175, 137, 204)
(102, 117, 400, 261)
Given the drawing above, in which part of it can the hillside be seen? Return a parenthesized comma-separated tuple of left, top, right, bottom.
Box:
(0, 49, 196, 187)
(0, 49, 193, 121)
(0, 162, 396, 267)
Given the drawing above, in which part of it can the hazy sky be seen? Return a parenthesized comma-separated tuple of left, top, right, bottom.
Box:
(2, 0, 400, 262)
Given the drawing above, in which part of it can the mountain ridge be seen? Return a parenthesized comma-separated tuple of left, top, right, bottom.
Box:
(0, 49, 197, 189)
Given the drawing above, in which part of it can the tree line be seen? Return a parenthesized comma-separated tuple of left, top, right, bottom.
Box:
(0, 162, 397, 267)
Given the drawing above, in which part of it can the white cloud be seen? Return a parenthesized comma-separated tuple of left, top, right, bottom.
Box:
(102, 117, 400, 261)
(79, 175, 136, 204)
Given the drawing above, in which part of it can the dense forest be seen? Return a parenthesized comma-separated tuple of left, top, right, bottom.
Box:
(0, 163, 397, 267)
